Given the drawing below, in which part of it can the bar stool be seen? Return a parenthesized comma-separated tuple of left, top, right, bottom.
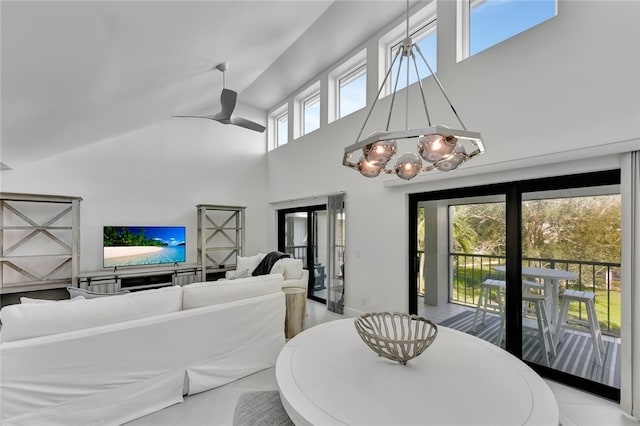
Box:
(522, 293, 556, 366)
(557, 289, 604, 366)
(472, 279, 506, 345)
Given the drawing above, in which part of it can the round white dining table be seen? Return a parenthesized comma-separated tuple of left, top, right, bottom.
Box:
(276, 318, 559, 426)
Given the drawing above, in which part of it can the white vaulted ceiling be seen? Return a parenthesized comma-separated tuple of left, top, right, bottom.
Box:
(1, 1, 410, 170)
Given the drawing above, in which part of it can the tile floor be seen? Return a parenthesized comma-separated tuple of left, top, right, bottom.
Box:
(126, 300, 638, 426)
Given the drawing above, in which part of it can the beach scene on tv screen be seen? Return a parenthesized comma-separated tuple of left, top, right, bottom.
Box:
(103, 226, 186, 267)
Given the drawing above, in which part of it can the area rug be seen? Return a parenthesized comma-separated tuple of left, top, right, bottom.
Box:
(233, 391, 294, 426)
(439, 310, 621, 388)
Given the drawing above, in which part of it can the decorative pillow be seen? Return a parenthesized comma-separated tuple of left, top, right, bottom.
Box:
(235, 253, 265, 275)
(270, 260, 285, 276)
(67, 287, 130, 299)
(228, 269, 250, 280)
(280, 258, 304, 280)
(21, 295, 85, 304)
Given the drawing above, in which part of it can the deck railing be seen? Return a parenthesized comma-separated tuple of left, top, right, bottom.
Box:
(417, 251, 621, 335)
(283, 244, 345, 274)
(284, 245, 308, 264)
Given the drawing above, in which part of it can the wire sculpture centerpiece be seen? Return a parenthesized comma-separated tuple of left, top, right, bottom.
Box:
(354, 312, 438, 365)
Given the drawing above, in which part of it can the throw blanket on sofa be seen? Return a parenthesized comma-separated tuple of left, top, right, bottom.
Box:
(252, 251, 290, 276)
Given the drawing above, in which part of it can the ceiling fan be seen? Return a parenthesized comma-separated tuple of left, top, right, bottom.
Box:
(173, 62, 266, 133)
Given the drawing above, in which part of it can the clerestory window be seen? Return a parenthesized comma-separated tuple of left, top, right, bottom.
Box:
(338, 63, 367, 119)
(276, 111, 288, 148)
(381, 3, 438, 95)
(389, 19, 437, 91)
(458, 0, 557, 60)
(303, 93, 320, 135)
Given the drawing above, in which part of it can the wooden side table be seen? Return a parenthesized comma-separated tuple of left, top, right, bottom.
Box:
(283, 287, 306, 338)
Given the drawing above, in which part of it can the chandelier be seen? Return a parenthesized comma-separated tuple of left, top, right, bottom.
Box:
(342, 1, 485, 181)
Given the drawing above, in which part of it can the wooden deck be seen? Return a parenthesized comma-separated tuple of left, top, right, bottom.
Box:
(419, 300, 621, 388)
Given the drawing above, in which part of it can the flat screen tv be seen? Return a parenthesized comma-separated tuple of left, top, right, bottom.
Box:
(103, 226, 186, 268)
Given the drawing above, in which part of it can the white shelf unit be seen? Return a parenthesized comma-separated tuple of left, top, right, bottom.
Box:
(197, 204, 245, 280)
(0, 192, 82, 294)
(77, 264, 203, 293)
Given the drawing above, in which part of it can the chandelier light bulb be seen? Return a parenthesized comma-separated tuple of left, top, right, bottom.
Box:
(363, 132, 397, 166)
(394, 152, 422, 180)
(417, 133, 457, 163)
(357, 155, 384, 178)
(435, 151, 466, 171)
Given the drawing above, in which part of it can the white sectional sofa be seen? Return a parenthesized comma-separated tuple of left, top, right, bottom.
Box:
(0, 274, 286, 426)
(225, 253, 309, 290)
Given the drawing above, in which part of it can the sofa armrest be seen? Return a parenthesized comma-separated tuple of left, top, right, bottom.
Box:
(282, 269, 309, 290)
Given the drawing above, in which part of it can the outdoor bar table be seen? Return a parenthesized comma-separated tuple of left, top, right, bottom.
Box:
(494, 265, 578, 334)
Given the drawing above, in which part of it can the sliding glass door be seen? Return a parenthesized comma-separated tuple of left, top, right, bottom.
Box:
(278, 205, 327, 303)
(416, 196, 507, 351)
(520, 187, 621, 389)
(409, 170, 621, 400)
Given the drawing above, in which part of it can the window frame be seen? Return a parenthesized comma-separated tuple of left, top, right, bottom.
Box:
(328, 48, 367, 124)
(380, 2, 438, 96)
(457, 0, 472, 61)
(275, 110, 288, 148)
(337, 62, 367, 119)
(268, 102, 289, 151)
(457, 0, 558, 62)
(302, 92, 321, 136)
(293, 81, 320, 139)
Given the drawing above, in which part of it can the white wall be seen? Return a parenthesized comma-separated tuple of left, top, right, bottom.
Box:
(1, 105, 269, 272)
(2, 0, 637, 312)
(265, 0, 640, 315)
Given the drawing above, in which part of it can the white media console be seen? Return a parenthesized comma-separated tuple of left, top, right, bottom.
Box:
(77, 264, 203, 293)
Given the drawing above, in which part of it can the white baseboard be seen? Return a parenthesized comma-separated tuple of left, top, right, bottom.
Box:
(343, 305, 365, 318)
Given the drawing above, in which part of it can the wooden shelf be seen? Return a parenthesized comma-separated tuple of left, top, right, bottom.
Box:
(1, 279, 73, 294)
(202, 227, 244, 231)
(1, 192, 81, 294)
(1, 254, 72, 260)
(0, 226, 73, 230)
(197, 205, 245, 275)
(0, 192, 82, 203)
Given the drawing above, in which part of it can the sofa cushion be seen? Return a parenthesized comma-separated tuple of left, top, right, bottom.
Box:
(279, 258, 304, 280)
(270, 261, 285, 276)
(235, 253, 265, 275)
(227, 269, 251, 280)
(20, 295, 85, 304)
(182, 274, 283, 310)
(0, 286, 183, 343)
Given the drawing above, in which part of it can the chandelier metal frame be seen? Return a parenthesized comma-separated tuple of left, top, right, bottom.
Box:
(342, 1, 485, 180)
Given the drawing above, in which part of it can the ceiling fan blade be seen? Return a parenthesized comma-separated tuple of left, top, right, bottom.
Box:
(219, 88, 237, 120)
(230, 116, 266, 133)
(172, 115, 215, 119)
(173, 65, 262, 133)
